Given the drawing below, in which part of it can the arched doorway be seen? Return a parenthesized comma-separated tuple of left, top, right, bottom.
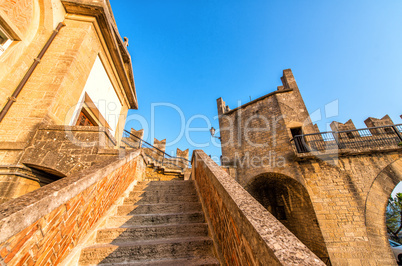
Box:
(365, 158, 402, 265)
(245, 172, 330, 264)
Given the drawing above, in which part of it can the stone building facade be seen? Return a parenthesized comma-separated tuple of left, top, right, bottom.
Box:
(0, 0, 137, 203)
(217, 69, 402, 265)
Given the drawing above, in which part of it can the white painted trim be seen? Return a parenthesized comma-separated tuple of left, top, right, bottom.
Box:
(69, 55, 122, 136)
(0, 24, 13, 57)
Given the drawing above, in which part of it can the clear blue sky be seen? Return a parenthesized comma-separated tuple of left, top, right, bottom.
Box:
(110, 0, 402, 160)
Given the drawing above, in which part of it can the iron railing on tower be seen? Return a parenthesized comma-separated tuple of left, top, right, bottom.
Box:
(121, 129, 190, 170)
(291, 124, 402, 154)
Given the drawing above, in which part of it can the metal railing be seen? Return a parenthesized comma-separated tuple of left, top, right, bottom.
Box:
(121, 130, 190, 170)
(292, 124, 402, 154)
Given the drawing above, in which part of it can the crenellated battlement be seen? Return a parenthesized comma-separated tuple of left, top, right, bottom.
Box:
(121, 128, 144, 149)
(330, 119, 357, 132)
(294, 115, 402, 155)
(328, 115, 399, 139)
(177, 148, 189, 160)
(121, 129, 190, 177)
(364, 115, 394, 128)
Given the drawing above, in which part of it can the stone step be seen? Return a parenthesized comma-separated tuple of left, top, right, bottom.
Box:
(136, 180, 195, 189)
(117, 202, 202, 215)
(129, 187, 196, 196)
(89, 256, 220, 266)
(79, 237, 215, 265)
(124, 194, 199, 204)
(96, 223, 209, 244)
(107, 212, 205, 227)
(133, 185, 193, 192)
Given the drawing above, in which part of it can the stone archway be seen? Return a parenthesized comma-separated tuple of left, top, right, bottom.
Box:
(365, 158, 402, 265)
(245, 172, 330, 264)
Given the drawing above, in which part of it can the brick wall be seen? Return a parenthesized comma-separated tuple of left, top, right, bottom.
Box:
(192, 150, 324, 265)
(0, 150, 145, 266)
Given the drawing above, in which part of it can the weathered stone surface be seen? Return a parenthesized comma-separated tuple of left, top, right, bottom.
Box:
(216, 69, 402, 265)
(78, 180, 219, 265)
(96, 223, 209, 243)
(192, 150, 325, 265)
(21, 125, 117, 176)
(0, 150, 144, 266)
(0, 0, 138, 203)
(107, 212, 205, 227)
(121, 128, 144, 149)
(144, 165, 183, 181)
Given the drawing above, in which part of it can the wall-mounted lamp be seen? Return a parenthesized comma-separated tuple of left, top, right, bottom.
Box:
(210, 127, 221, 140)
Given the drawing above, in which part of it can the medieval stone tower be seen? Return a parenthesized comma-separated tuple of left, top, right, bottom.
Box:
(217, 69, 402, 265)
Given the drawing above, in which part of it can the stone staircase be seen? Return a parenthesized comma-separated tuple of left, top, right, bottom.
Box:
(78, 180, 220, 265)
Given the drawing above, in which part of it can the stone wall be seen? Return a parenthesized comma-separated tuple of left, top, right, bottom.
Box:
(330, 119, 356, 132)
(216, 68, 402, 264)
(217, 71, 313, 184)
(21, 125, 117, 176)
(176, 148, 189, 169)
(192, 150, 324, 265)
(0, 0, 137, 203)
(0, 150, 145, 266)
(365, 115, 395, 135)
(297, 153, 402, 265)
(0, 165, 57, 204)
(121, 128, 144, 149)
(0, 0, 34, 38)
(145, 166, 182, 181)
(245, 173, 330, 262)
(0, 125, 122, 203)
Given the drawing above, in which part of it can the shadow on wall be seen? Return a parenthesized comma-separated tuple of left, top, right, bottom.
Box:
(78, 181, 217, 265)
(365, 158, 402, 265)
(245, 173, 331, 265)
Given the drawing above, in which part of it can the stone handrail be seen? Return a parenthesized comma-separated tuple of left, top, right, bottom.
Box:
(191, 150, 325, 265)
(0, 150, 145, 265)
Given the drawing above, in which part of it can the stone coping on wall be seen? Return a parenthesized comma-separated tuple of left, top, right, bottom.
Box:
(192, 150, 325, 265)
(0, 150, 141, 244)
